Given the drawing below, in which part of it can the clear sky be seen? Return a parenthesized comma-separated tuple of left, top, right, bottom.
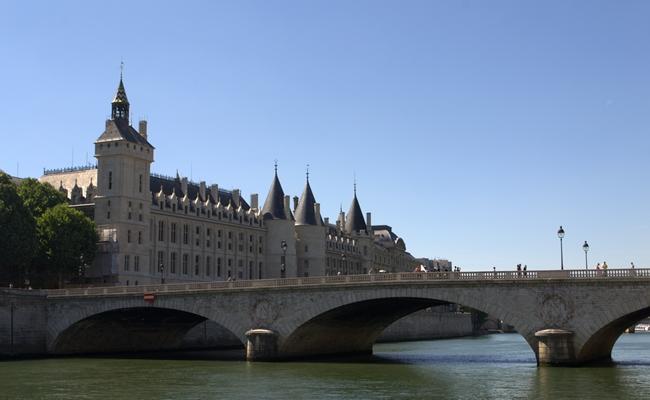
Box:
(1, 1, 649, 270)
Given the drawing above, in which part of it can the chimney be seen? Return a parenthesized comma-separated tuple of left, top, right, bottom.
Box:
(324, 217, 329, 225)
(366, 212, 372, 228)
(181, 177, 188, 195)
(284, 195, 291, 216)
(314, 202, 321, 219)
(210, 184, 219, 202)
(293, 196, 299, 211)
(232, 189, 241, 207)
(139, 120, 148, 139)
(199, 181, 206, 200)
(250, 193, 259, 210)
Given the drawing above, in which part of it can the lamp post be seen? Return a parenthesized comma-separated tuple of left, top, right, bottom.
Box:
(583, 241, 589, 270)
(557, 226, 565, 270)
(158, 263, 165, 284)
(342, 253, 347, 275)
(280, 240, 287, 278)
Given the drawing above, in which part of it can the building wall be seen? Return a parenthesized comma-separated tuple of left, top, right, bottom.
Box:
(147, 208, 266, 284)
(377, 307, 475, 342)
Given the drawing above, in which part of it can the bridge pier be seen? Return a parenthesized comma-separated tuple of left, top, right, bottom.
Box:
(535, 329, 576, 366)
(245, 329, 279, 361)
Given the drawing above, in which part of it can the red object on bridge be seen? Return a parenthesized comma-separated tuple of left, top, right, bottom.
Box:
(143, 293, 155, 304)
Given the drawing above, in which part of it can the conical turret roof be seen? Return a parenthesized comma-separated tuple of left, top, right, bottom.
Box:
(345, 191, 367, 234)
(295, 179, 322, 226)
(261, 171, 288, 220)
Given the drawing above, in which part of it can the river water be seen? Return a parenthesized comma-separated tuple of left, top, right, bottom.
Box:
(2, 334, 650, 399)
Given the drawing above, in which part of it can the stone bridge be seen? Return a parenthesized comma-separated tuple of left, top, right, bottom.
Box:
(38, 269, 650, 365)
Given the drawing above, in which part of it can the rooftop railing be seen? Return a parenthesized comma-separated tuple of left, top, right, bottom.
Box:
(43, 164, 97, 176)
(44, 268, 650, 298)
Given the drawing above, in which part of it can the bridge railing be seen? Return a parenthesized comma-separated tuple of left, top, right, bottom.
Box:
(44, 268, 650, 297)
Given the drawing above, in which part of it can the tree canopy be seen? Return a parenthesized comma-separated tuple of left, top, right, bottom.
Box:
(37, 204, 98, 288)
(0, 173, 36, 285)
(0, 174, 98, 288)
(17, 178, 67, 218)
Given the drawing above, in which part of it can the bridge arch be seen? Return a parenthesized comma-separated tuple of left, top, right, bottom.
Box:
(578, 305, 650, 363)
(275, 287, 540, 361)
(48, 297, 247, 354)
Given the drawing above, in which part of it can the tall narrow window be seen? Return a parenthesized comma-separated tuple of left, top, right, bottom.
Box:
(157, 251, 164, 272)
(134, 255, 140, 272)
(183, 224, 189, 244)
(217, 258, 222, 277)
(108, 171, 113, 190)
(139, 174, 143, 193)
(158, 220, 164, 241)
(195, 255, 200, 275)
(206, 256, 212, 276)
(182, 254, 188, 274)
(170, 252, 177, 274)
(171, 223, 177, 243)
(124, 255, 130, 271)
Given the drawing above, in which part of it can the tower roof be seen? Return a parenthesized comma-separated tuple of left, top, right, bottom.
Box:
(295, 179, 322, 226)
(261, 171, 288, 220)
(112, 78, 129, 104)
(345, 192, 367, 234)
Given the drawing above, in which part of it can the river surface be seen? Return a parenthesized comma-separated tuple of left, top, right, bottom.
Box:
(2, 334, 650, 399)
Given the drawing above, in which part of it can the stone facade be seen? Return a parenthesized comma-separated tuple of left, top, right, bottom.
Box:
(39, 77, 421, 286)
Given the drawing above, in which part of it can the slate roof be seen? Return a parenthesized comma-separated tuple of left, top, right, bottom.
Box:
(260, 173, 287, 220)
(96, 119, 154, 147)
(345, 193, 367, 233)
(149, 174, 250, 210)
(295, 180, 322, 226)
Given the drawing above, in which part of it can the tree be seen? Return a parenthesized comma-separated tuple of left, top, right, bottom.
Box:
(36, 204, 98, 288)
(0, 173, 36, 286)
(17, 178, 67, 219)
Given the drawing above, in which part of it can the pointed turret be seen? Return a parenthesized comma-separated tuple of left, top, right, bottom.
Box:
(295, 176, 322, 226)
(345, 184, 367, 234)
(261, 164, 288, 220)
(111, 76, 130, 121)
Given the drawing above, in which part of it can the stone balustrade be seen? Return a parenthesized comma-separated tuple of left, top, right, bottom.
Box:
(45, 268, 650, 298)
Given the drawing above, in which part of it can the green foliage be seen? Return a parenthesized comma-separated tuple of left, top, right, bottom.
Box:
(0, 173, 37, 285)
(36, 204, 98, 288)
(17, 178, 68, 218)
(1, 174, 98, 288)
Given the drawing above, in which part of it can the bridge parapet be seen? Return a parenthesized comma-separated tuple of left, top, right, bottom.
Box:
(45, 268, 650, 298)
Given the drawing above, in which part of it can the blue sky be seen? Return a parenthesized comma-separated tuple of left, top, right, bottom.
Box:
(1, 1, 649, 270)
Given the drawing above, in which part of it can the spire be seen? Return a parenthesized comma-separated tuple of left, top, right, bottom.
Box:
(295, 174, 321, 226)
(261, 163, 288, 220)
(345, 184, 367, 234)
(111, 63, 130, 121)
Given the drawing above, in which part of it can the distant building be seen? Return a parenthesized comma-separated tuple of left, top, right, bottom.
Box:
(40, 76, 431, 286)
(416, 258, 453, 272)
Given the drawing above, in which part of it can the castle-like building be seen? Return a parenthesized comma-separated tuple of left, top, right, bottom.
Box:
(40, 77, 426, 285)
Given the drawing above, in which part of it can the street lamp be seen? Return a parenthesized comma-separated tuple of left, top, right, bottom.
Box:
(557, 226, 565, 270)
(342, 253, 347, 275)
(280, 240, 287, 278)
(582, 241, 590, 270)
(158, 263, 165, 284)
